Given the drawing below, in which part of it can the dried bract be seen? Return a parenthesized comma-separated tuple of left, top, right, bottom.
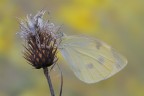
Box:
(18, 10, 59, 69)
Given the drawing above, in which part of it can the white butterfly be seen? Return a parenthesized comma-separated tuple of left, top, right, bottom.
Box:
(58, 34, 127, 84)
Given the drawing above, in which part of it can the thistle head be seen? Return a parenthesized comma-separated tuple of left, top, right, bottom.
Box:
(18, 10, 60, 69)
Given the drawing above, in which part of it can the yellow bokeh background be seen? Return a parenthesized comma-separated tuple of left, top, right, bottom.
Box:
(0, 0, 144, 96)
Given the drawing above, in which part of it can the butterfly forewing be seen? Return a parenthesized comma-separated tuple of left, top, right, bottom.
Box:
(59, 35, 127, 83)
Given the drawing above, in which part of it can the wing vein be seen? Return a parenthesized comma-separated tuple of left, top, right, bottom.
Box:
(73, 48, 112, 72)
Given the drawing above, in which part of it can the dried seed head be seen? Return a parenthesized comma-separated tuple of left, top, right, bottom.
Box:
(18, 10, 60, 69)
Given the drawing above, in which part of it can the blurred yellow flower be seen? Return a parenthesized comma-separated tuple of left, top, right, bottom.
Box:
(57, 0, 109, 34)
(58, 7, 98, 33)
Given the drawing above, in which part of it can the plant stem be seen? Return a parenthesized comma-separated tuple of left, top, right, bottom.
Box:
(43, 68, 55, 96)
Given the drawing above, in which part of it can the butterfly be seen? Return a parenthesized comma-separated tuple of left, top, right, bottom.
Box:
(58, 34, 127, 84)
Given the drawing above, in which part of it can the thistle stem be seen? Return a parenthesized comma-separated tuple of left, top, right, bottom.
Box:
(43, 68, 55, 96)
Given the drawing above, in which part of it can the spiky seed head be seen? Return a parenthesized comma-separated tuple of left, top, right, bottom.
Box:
(18, 10, 60, 69)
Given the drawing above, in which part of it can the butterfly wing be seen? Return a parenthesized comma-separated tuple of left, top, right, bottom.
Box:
(59, 35, 127, 83)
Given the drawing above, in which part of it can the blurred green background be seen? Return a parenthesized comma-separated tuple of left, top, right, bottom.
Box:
(0, 0, 144, 96)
